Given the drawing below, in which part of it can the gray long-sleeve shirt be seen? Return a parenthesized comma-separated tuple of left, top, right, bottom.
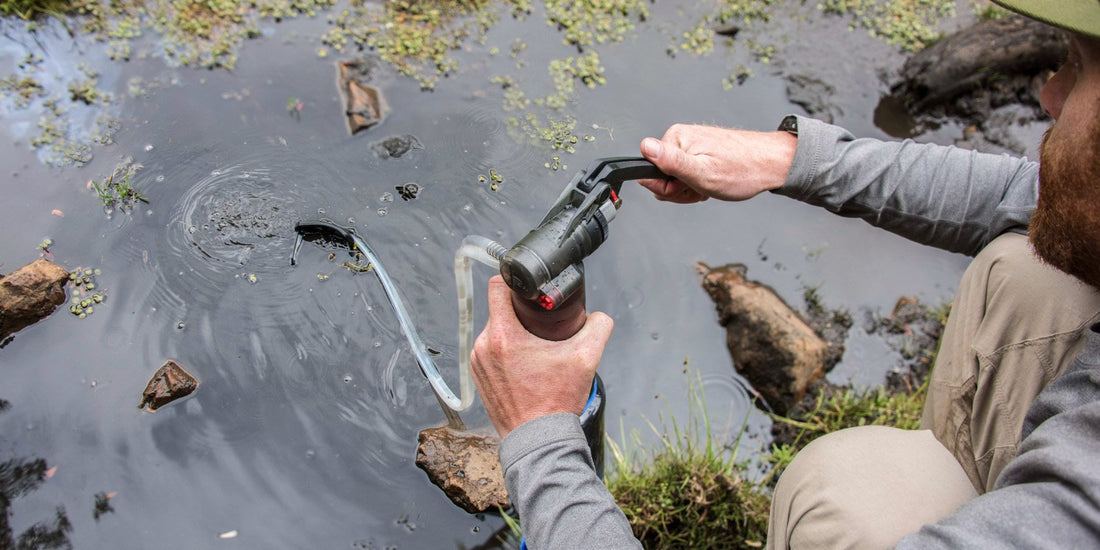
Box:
(500, 116, 1100, 549)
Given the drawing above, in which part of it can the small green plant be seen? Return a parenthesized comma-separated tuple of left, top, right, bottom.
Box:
(90, 177, 113, 206)
(973, 0, 1006, 21)
(115, 173, 145, 203)
(0, 0, 73, 20)
(91, 172, 147, 209)
(496, 506, 523, 548)
(607, 373, 770, 549)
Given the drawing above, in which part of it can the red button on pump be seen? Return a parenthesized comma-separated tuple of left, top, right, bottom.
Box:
(538, 294, 555, 310)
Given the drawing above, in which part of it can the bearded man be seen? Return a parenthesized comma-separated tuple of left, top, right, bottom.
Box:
(470, 1, 1100, 548)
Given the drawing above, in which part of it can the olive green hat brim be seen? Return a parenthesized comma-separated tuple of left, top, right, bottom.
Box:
(992, 0, 1100, 39)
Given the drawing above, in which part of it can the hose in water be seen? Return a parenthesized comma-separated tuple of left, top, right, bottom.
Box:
(292, 221, 505, 413)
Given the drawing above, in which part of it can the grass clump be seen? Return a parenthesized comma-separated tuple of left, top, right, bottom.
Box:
(0, 0, 74, 20)
(972, 0, 1007, 21)
(89, 159, 146, 211)
(764, 381, 927, 481)
(607, 375, 770, 549)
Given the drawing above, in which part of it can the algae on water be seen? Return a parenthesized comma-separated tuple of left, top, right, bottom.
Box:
(818, 0, 956, 52)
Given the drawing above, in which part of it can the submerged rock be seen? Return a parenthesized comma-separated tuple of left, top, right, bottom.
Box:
(0, 259, 70, 343)
(338, 59, 388, 135)
(697, 262, 829, 415)
(416, 426, 509, 514)
(370, 135, 423, 159)
(140, 360, 199, 411)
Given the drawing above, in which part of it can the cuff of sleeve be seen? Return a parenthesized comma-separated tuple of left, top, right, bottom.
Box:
(499, 413, 586, 473)
(771, 114, 855, 201)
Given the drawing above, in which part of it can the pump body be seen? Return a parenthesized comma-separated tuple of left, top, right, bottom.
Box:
(500, 157, 666, 476)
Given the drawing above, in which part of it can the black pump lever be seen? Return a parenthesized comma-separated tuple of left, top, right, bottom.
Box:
(500, 156, 667, 307)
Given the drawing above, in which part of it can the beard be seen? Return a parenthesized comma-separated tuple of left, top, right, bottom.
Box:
(1029, 115, 1100, 290)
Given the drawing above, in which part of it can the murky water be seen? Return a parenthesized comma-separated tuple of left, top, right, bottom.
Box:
(0, 2, 996, 547)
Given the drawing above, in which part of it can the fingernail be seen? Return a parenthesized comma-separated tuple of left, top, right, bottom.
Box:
(642, 138, 661, 159)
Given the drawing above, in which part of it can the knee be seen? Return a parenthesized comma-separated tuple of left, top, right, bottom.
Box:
(770, 427, 976, 550)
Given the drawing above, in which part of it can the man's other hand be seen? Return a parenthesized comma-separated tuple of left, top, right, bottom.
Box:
(638, 124, 796, 203)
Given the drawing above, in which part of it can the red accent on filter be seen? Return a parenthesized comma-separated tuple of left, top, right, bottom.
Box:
(538, 294, 555, 310)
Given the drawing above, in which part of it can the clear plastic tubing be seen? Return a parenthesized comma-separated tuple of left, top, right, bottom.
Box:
(453, 235, 509, 409)
(347, 231, 505, 412)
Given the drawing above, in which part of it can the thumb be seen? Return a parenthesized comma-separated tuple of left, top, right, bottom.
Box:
(641, 137, 692, 181)
(575, 311, 614, 357)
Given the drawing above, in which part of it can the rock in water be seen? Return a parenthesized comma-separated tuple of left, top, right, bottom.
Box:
(0, 259, 70, 342)
(697, 262, 829, 415)
(416, 426, 509, 514)
(371, 135, 423, 159)
(338, 59, 388, 135)
(140, 360, 199, 411)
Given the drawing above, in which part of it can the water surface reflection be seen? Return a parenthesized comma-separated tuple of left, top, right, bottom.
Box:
(0, 2, 976, 546)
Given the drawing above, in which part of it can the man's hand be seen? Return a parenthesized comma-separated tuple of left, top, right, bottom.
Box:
(470, 276, 614, 438)
(638, 124, 797, 203)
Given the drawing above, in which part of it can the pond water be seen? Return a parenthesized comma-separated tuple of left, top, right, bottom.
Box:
(0, 2, 1018, 547)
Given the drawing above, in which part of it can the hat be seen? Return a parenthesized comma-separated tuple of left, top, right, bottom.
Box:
(992, 0, 1100, 39)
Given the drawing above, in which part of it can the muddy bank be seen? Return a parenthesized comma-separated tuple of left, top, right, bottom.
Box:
(882, 13, 1065, 153)
(770, 297, 946, 450)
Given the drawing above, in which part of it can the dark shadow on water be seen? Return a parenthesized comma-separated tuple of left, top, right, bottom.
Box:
(1, 399, 73, 549)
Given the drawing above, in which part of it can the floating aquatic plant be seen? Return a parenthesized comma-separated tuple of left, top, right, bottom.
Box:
(68, 267, 105, 319)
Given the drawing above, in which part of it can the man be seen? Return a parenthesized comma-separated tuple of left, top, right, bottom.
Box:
(470, 1, 1100, 547)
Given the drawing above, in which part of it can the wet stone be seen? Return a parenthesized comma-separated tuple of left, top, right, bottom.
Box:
(339, 59, 388, 135)
(0, 259, 71, 343)
(697, 262, 831, 415)
(140, 360, 199, 411)
(370, 135, 423, 159)
(415, 426, 509, 514)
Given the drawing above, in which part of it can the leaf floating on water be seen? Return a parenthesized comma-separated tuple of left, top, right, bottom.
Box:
(51, 209, 64, 217)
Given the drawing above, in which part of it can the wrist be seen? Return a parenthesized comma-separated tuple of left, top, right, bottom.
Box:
(758, 129, 798, 194)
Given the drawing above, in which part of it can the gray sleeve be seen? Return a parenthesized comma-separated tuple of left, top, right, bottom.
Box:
(774, 116, 1039, 257)
(500, 413, 641, 549)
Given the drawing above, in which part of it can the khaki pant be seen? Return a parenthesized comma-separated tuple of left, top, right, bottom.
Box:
(767, 233, 1100, 550)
